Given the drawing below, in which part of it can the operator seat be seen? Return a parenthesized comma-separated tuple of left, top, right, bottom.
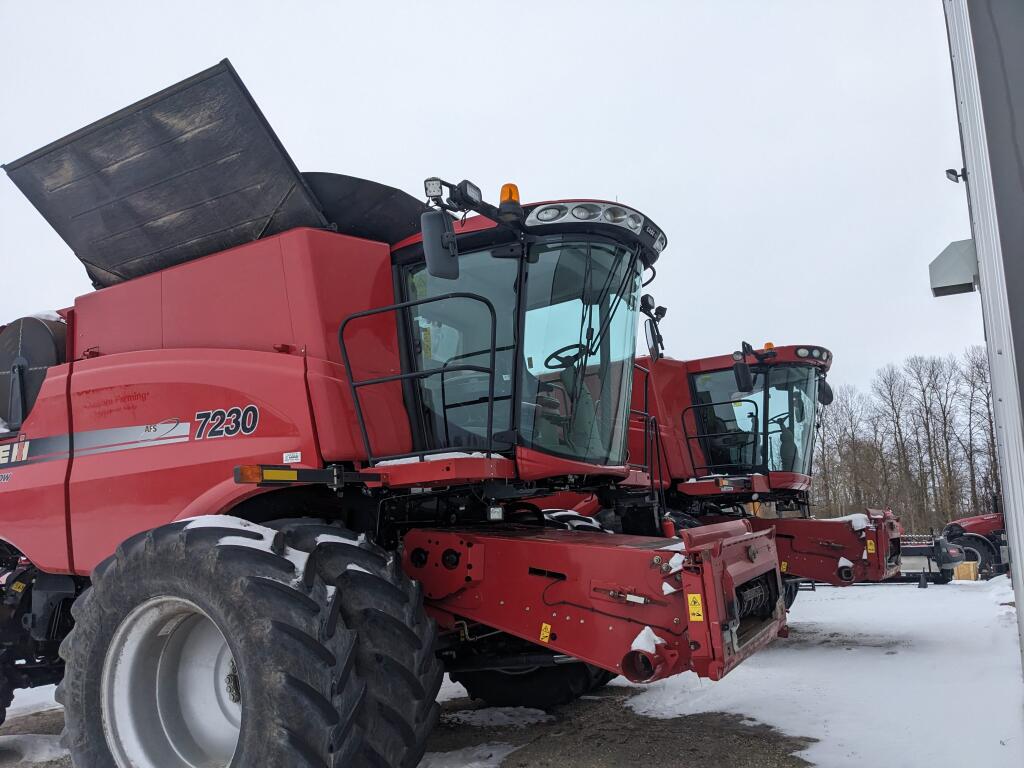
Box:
(0, 316, 66, 431)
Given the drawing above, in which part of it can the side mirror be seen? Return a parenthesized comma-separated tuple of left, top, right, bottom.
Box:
(733, 360, 754, 393)
(420, 210, 459, 279)
(645, 318, 663, 362)
(818, 379, 834, 406)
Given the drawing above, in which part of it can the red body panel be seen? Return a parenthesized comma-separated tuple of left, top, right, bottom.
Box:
(3, 228, 415, 574)
(947, 512, 1004, 537)
(403, 520, 785, 681)
(515, 446, 629, 483)
(67, 348, 319, 572)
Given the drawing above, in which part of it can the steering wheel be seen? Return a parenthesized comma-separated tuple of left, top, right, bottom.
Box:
(769, 413, 790, 428)
(544, 343, 588, 371)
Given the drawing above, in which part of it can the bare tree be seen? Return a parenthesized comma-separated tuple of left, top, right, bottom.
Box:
(811, 347, 998, 531)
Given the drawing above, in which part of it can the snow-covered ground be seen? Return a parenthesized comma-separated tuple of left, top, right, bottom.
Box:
(615, 576, 1023, 767)
(7, 684, 57, 719)
(6, 577, 1021, 767)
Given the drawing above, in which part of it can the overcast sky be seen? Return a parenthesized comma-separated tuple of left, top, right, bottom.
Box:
(0, 0, 983, 389)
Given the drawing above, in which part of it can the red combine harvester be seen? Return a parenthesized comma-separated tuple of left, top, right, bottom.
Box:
(0, 62, 786, 766)
(553, 339, 901, 606)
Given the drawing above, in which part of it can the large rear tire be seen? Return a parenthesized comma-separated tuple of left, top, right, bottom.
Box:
(59, 517, 366, 768)
(269, 519, 443, 768)
(452, 663, 611, 709)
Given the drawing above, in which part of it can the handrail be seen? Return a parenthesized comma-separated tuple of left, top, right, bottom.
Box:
(338, 292, 498, 465)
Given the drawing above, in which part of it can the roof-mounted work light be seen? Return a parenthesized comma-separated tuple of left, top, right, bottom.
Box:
(424, 177, 444, 200)
(448, 179, 483, 210)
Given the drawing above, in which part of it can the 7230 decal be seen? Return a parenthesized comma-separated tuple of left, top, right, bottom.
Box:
(194, 405, 259, 440)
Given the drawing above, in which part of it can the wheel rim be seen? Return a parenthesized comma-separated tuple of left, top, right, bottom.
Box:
(101, 597, 241, 768)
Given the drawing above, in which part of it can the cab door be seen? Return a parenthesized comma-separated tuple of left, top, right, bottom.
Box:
(401, 250, 519, 454)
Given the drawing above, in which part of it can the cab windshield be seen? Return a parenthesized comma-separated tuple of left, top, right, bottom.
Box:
(404, 238, 641, 466)
(688, 364, 819, 476)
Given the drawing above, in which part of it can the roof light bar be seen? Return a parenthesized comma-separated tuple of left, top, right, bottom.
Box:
(526, 200, 666, 256)
(795, 347, 831, 362)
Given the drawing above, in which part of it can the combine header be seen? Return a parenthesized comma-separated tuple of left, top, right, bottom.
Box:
(0, 61, 785, 766)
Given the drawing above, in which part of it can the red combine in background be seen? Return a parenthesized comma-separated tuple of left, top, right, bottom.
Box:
(551, 336, 901, 607)
(942, 510, 1008, 577)
(0, 61, 787, 766)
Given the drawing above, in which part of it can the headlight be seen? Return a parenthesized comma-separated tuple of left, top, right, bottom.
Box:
(572, 204, 601, 221)
(604, 206, 628, 224)
(654, 233, 667, 252)
(811, 349, 821, 358)
(796, 348, 810, 358)
(536, 205, 567, 222)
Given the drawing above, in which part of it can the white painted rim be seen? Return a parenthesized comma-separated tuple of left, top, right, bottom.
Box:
(101, 597, 241, 768)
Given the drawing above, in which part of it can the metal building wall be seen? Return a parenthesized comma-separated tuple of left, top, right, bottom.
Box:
(943, 0, 1024, 669)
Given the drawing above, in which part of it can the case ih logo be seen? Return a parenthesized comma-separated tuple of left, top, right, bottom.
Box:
(0, 441, 30, 465)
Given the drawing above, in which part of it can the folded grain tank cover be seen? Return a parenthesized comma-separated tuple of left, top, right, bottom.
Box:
(2, 60, 328, 287)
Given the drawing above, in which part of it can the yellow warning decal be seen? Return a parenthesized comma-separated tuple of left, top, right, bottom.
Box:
(11, 581, 25, 593)
(866, 540, 876, 554)
(687, 594, 704, 622)
(539, 622, 552, 643)
(780, 560, 789, 573)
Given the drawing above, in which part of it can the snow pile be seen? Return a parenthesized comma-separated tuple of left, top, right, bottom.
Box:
(615, 577, 1023, 767)
(7, 684, 58, 718)
(0, 734, 68, 763)
(658, 541, 687, 552)
(445, 707, 552, 728)
(630, 626, 667, 654)
(826, 513, 870, 531)
(436, 676, 468, 703)
(419, 743, 519, 768)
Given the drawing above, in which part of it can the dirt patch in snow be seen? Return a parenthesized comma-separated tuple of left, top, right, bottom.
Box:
(427, 687, 814, 767)
(1, 688, 813, 768)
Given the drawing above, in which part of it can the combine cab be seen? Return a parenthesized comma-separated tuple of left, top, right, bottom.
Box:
(0, 62, 784, 766)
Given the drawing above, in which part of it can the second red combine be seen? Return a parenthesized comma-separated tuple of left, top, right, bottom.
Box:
(550, 335, 902, 607)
